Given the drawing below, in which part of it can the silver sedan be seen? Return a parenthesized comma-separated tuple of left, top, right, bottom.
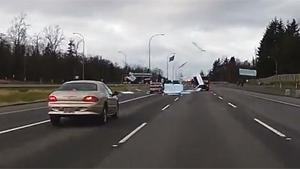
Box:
(48, 80, 119, 126)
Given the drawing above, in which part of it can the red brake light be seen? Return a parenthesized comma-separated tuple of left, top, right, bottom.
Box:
(83, 96, 99, 102)
(48, 95, 57, 102)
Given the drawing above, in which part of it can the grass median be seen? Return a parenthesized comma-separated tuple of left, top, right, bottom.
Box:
(0, 84, 149, 106)
(0, 88, 54, 106)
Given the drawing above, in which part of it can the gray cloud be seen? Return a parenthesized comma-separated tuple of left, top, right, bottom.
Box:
(0, 0, 299, 77)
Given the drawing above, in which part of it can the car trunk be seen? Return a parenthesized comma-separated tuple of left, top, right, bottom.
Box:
(49, 91, 101, 108)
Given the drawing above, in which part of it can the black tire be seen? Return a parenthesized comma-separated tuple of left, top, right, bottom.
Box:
(50, 115, 60, 126)
(99, 106, 108, 124)
(112, 103, 119, 119)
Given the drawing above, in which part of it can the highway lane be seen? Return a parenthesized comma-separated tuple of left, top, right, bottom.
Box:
(212, 85, 300, 140)
(1, 85, 300, 167)
(0, 91, 148, 131)
(97, 85, 300, 168)
(98, 90, 292, 168)
(211, 85, 300, 167)
(0, 92, 177, 168)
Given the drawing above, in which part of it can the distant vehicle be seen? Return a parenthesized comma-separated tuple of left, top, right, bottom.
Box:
(163, 80, 184, 95)
(201, 76, 210, 91)
(48, 80, 119, 126)
(150, 81, 163, 94)
(192, 75, 209, 91)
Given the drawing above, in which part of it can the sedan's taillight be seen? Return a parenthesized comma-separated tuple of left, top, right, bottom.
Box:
(83, 96, 99, 102)
(48, 95, 57, 102)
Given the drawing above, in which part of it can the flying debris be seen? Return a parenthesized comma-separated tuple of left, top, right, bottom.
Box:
(192, 42, 206, 52)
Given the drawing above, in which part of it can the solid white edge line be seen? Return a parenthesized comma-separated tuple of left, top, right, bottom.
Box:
(174, 97, 179, 102)
(218, 96, 224, 100)
(248, 94, 300, 108)
(0, 120, 50, 135)
(162, 104, 170, 111)
(119, 94, 155, 104)
(228, 102, 237, 108)
(118, 122, 147, 144)
(0, 107, 48, 116)
(254, 118, 286, 138)
(0, 94, 155, 135)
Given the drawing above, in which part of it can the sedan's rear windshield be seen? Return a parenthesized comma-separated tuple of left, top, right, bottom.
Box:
(57, 83, 97, 91)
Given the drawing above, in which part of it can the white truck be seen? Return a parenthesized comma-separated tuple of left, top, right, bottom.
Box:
(163, 80, 184, 95)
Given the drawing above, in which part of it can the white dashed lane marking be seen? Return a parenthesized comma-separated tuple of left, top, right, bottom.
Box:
(228, 102, 237, 108)
(254, 118, 287, 138)
(162, 104, 170, 111)
(117, 122, 147, 144)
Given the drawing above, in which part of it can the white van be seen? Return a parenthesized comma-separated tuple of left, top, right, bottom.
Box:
(163, 80, 184, 95)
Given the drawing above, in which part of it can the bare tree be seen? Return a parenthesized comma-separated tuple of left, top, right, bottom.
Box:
(7, 13, 30, 81)
(30, 32, 44, 55)
(43, 25, 64, 54)
(7, 13, 29, 46)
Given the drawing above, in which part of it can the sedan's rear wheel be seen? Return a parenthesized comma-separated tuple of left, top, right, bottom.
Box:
(100, 107, 108, 124)
(112, 103, 119, 119)
(50, 115, 60, 126)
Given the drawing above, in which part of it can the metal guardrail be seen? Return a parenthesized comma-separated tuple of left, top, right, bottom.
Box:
(258, 74, 300, 84)
(0, 84, 60, 88)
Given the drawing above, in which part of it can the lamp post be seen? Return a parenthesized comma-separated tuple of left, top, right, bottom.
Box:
(267, 56, 278, 75)
(167, 53, 175, 80)
(268, 55, 280, 88)
(118, 51, 127, 68)
(73, 33, 85, 80)
(175, 62, 188, 80)
(148, 33, 165, 72)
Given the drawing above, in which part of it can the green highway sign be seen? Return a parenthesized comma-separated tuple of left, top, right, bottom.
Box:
(239, 69, 257, 77)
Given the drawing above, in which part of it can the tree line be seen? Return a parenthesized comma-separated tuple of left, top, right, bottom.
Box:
(208, 57, 254, 83)
(209, 18, 300, 82)
(256, 18, 300, 77)
(0, 14, 152, 83)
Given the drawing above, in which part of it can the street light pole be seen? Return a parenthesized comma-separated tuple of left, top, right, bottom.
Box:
(167, 57, 168, 80)
(118, 51, 127, 68)
(267, 56, 278, 75)
(175, 62, 188, 80)
(167, 53, 175, 80)
(148, 33, 165, 72)
(73, 33, 85, 80)
(275, 59, 278, 75)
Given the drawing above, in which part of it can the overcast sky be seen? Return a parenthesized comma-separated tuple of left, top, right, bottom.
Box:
(0, 0, 299, 78)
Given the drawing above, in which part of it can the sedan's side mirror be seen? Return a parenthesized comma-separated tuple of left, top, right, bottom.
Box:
(112, 91, 119, 96)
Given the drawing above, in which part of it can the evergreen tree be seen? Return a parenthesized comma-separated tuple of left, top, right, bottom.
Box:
(257, 18, 300, 77)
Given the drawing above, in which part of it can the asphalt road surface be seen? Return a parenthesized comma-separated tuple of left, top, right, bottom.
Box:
(0, 85, 300, 168)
